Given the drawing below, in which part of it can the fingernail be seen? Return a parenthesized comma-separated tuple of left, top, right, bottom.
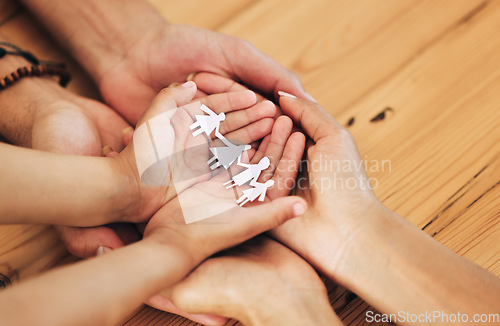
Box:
(186, 72, 197, 81)
(293, 202, 306, 216)
(102, 145, 114, 156)
(182, 81, 195, 88)
(121, 126, 134, 135)
(305, 92, 317, 103)
(96, 246, 112, 256)
(278, 91, 297, 99)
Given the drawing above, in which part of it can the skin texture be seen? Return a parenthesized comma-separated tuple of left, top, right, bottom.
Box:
(19, 0, 314, 124)
(167, 236, 341, 326)
(0, 83, 307, 326)
(164, 74, 500, 325)
(4, 0, 313, 254)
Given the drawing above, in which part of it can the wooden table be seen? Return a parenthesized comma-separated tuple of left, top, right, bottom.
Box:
(0, 0, 498, 325)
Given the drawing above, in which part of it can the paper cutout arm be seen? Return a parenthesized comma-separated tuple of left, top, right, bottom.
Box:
(200, 104, 215, 116)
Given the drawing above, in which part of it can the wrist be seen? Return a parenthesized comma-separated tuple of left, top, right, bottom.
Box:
(107, 148, 143, 223)
(326, 201, 400, 290)
(0, 55, 66, 145)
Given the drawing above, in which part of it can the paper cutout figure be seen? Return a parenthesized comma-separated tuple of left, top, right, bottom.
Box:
(190, 104, 226, 137)
(207, 143, 252, 170)
(223, 156, 270, 189)
(236, 179, 274, 206)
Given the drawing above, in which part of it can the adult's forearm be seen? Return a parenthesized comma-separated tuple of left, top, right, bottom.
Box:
(19, 0, 166, 82)
(0, 239, 193, 326)
(334, 205, 500, 322)
(0, 143, 133, 226)
(0, 33, 50, 146)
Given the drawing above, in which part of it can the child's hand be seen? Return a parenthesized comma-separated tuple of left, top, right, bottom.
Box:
(113, 81, 279, 223)
(140, 97, 306, 267)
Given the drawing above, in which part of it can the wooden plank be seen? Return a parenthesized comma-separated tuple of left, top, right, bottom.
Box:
(149, 0, 257, 30)
(215, 0, 484, 117)
(338, 0, 500, 229)
(0, 0, 498, 325)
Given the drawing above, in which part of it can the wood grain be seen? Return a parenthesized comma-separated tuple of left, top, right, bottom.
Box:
(0, 0, 498, 325)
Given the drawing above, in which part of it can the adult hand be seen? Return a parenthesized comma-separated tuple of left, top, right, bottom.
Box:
(182, 73, 380, 276)
(99, 23, 313, 123)
(162, 236, 341, 326)
(64, 80, 279, 257)
(270, 93, 382, 282)
(0, 67, 142, 257)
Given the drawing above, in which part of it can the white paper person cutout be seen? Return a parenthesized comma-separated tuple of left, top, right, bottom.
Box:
(190, 104, 226, 137)
(189, 103, 272, 208)
(207, 143, 252, 170)
(223, 156, 271, 189)
(236, 179, 274, 206)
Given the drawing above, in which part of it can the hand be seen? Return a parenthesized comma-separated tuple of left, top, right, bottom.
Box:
(136, 104, 307, 324)
(99, 23, 313, 123)
(65, 80, 279, 257)
(161, 236, 341, 326)
(0, 69, 140, 257)
(179, 73, 377, 277)
(141, 93, 307, 251)
(269, 94, 384, 281)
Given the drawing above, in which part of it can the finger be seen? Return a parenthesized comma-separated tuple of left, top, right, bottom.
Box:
(137, 81, 197, 126)
(198, 90, 257, 115)
(121, 127, 134, 147)
(251, 134, 271, 163)
(228, 40, 311, 101)
(234, 196, 307, 240)
(224, 118, 274, 145)
(104, 151, 119, 158)
(267, 132, 306, 199)
(146, 294, 228, 326)
(256, 116, 293, 180)
(194, 72, 282, 116)
(219, 100, 276, 135)
(122, 130, 133, 147)
(278, 94, 342, 142)
(55, 224, 140, 258)
(193, 89, 207, 99)
(193, 72, 248, 94)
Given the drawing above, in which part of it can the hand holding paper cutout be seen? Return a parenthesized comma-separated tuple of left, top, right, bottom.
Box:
(114, 82, 277, 222)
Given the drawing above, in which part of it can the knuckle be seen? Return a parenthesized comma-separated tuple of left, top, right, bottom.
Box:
(332, 125, 354, 142)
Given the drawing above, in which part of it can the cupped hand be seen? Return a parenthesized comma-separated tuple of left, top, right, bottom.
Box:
(142, 97, 306, 253)
(270, 95, 387, 281)
(71, 81, 280, 257)
(99, 23, 312, 124)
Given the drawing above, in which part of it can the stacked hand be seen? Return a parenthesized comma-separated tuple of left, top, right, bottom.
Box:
(98, 24, 313, 124)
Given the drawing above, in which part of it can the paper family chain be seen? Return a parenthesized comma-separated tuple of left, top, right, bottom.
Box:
(190, 104, 273, 206)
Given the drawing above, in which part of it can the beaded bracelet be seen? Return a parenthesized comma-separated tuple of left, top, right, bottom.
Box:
(0, 42, 71, 90)
(0, 65, 71, 90)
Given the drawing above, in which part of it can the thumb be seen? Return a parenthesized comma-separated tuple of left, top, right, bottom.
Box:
(227, 39, 312, 101)
(136, 81, 197, 126)
(235, 196, 307, 240)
